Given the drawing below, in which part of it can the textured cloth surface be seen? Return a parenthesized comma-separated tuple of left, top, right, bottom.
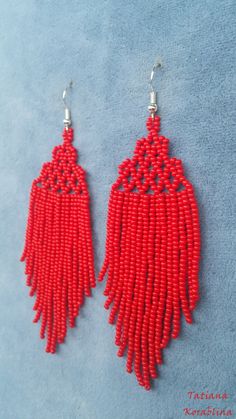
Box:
(0, 0, 235, 418)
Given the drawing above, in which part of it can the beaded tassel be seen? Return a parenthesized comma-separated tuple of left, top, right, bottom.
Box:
(21, 128, 95, 353)
(99, 115, 200, 390)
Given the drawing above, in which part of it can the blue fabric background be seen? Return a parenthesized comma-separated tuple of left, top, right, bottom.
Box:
(0, 0, 235, 418)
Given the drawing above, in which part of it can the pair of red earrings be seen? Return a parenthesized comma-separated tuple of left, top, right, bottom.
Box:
(21, 63, 200, 390)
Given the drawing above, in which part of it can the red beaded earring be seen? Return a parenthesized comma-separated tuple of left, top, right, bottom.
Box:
(99, 62, 201, 389)
(21, 82, 95, 353)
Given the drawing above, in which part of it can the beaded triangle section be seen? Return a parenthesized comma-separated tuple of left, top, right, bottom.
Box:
(21, 128, 95, 353)
(99, 116, 200, 390)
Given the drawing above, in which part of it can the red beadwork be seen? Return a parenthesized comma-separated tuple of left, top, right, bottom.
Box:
(21, 128, 95, 353)
(99, 115, 201, 389)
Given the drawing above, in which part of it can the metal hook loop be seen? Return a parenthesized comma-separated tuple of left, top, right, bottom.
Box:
(148, 59, 163, 118)
(62, 80, 73, 109)
(63, 81, 73, 129)
(149, 60, 162, 92)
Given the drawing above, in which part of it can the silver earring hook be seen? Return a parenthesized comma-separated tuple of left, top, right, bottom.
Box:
(149, 60, 162, 92)
(148, 59, 162, 118)
(63, 81, 73, 129)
